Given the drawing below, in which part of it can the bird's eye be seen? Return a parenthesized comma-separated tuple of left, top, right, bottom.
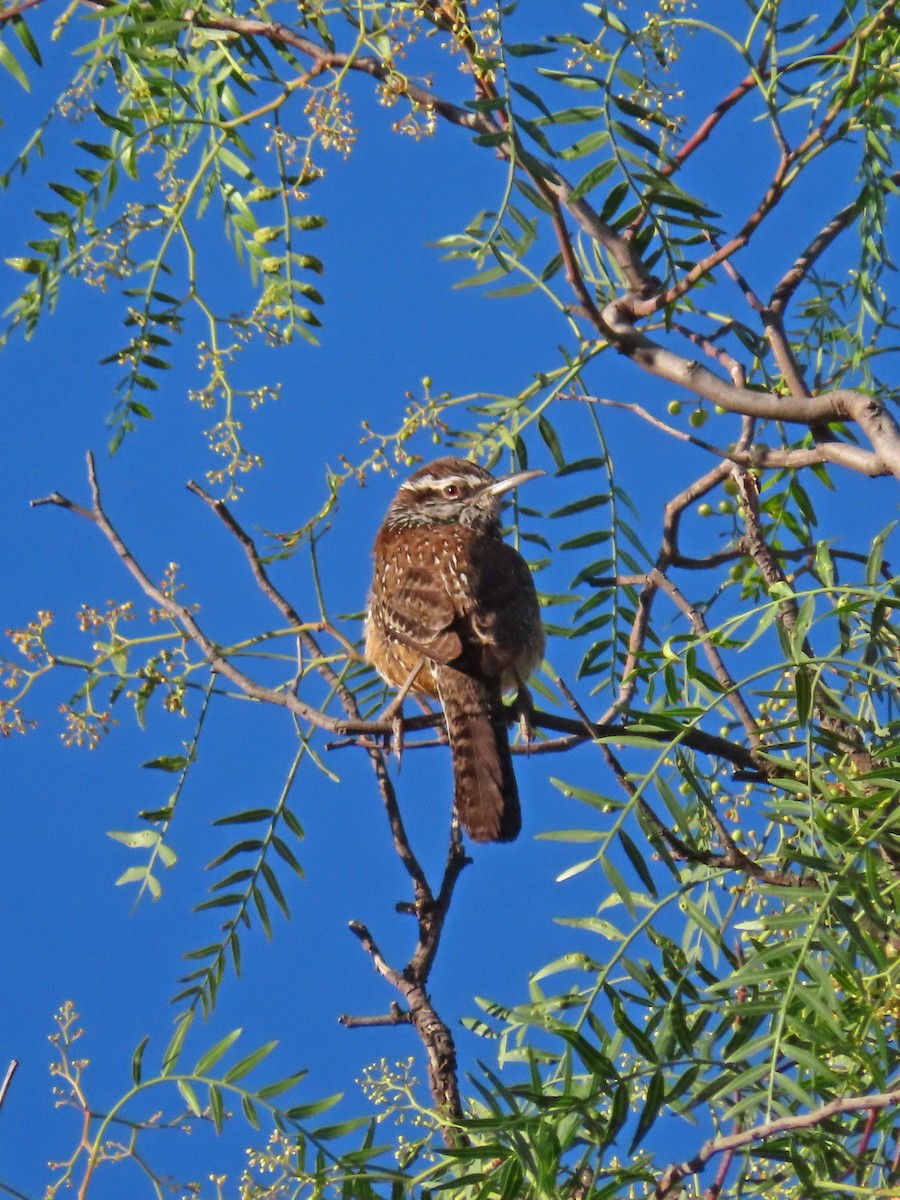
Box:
(442, 484, 462, 499)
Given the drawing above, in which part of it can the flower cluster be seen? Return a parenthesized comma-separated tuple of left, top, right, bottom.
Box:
(77, 599, 134, 634)
(59, 704, 115, 750)
(8, 609, 53, 661)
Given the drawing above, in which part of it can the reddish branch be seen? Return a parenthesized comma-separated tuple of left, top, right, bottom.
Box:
(654, 1087, 900, 1198)
(633, 1, 899, 320)
(642, 17, 880, 210)
(0, 0, 44, 21)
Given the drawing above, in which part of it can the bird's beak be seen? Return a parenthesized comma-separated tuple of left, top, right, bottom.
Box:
(478, 468, 545, 501)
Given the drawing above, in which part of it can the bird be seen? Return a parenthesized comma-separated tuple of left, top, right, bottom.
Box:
(365, 456, 544, 843)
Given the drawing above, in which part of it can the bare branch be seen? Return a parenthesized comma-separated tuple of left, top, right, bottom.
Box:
(598, 303, 900, 479)
(346, 921, 406, 990)
(338, 1005, 411, 1029)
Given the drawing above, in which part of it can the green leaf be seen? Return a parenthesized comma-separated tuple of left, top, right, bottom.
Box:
(505, 42, 555, 57)
(537, 414, 565, 469)
(242, 1093, 261, 1129)
(213, 808, 275, 826)
(260, 861, 290, 918)
(628, 1069, 665, 1154)
(791, 594, 815, 659)
(599, 180, 629, 221)
(177, 1079, 203, 1117)
(619, 830, 656, 896)
(141, 755, 189, 772)
(257, 1070, 308, 1100)
(162, 1015, 191, 1076)
(599, 855, 635, 916)
(48, 181, 86, 207)
(11, 16, 41, 66)
(209, 1083, 225, 1134)
(0, 39, 29, 90)
(93, 104, 134, 135)
(223, 1040, 278, 1084)
(550, 493, 611, 518)
(569, 159, 617, 201)
(207, 839, 264, 869)
(312, 1115, 372, 1141)
(559, 130, 610, 160)
(284, 1092, 342, 1121)
(131, 1035, 150, 1086)
(867, 520, 897, 585)
(509, 80, 552, 118)
(6, 257, 43, 274)
(271, 835, 304, 876)
(194, 1028, 243, 1076)
(815, 542, 836, 587)
(115, 866, 161, 898)
(472, 130, 510, 148)
(559, 529, 611, 551)
(555, 456, 607, 476)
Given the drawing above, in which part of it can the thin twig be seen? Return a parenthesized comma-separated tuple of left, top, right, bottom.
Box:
(338, 1006, 412, 1029)
(769, 169, 900, 315)
(0, 1060, 18, 1115)
(648, 568, 761, 747)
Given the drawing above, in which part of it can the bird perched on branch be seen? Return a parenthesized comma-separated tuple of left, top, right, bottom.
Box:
(365, 456, 544, 843)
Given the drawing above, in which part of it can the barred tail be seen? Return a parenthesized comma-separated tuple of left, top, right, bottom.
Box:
(436, 666, 520, 843)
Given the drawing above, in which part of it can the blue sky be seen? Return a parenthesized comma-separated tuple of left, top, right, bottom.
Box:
(2, 3, 898, 1196)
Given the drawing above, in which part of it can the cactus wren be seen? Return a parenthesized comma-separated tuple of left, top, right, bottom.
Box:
(365, 457, 544, 842)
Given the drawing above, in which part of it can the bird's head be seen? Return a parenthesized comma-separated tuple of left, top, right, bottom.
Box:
(383, 456, 543, 535)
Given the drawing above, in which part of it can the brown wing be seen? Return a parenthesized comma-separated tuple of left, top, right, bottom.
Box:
(459, 536, 543, 681)
(372, 526, 468, 666)
(381, 561, 464, 665)
(374, 526, 541, 681)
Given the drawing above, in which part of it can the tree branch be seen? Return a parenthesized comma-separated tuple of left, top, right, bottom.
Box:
(769, 170, 900, 315)
(598, 302, 900, 480)
(654, 1087, 900, 1198)
(0, 0, 44, 22)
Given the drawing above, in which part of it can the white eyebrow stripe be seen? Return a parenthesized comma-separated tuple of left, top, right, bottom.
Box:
(400, 474, 476, 494)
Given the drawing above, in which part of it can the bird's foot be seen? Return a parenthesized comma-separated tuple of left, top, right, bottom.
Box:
(512, 683, 537, 747)
(376, 659, 428, 766)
